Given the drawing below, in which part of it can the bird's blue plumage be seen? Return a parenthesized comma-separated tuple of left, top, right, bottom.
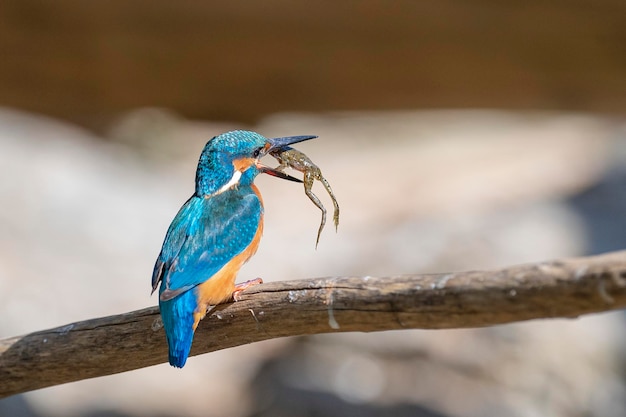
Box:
(195, 131, 268, 196)
(158, 288, 197, 367)
(155, 188, 262, 367)
(151, 130, 316, 368)
(152, 131, 268, 368)
(154, 186, 262, 297)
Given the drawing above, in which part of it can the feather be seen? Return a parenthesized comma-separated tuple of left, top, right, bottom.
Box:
(153, 185, 263, 366)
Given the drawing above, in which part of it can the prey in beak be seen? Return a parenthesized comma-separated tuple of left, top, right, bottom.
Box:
(256, 162, 303, 183)
(257, 134, 318, 182)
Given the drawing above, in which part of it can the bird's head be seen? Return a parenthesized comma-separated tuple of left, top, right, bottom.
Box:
(195, 130, 316, 196)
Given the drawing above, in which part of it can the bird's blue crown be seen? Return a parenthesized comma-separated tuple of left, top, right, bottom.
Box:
(195, 130, 267, 196)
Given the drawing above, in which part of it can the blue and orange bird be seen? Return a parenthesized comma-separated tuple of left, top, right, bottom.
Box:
(151, 130, 316, 368)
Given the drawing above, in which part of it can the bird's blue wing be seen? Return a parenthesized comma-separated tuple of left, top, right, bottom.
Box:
(151, 196, 197, 295)
(151, 190, 262, 301)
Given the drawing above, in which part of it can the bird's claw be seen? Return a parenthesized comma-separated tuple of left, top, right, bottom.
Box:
(232, 278, 264, 301)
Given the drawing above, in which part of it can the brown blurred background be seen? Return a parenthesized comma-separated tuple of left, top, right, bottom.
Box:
(1, 0, 625, 128)
(1, 2, 626, 417)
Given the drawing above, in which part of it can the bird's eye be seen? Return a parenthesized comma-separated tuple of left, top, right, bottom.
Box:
(252, 148, 262, 158)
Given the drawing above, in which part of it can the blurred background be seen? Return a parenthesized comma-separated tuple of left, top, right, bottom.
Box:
(1, 1, 626, 416)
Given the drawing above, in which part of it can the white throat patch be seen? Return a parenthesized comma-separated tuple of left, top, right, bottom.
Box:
(212, 169, 242, 197)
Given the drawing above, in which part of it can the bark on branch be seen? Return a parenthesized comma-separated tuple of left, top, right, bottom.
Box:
(2, 251, 626, 398)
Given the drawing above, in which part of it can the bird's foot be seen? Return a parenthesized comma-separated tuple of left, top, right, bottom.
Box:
(232, 278, 263, 301)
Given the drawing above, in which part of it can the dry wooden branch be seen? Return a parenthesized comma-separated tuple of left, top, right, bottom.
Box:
(2, 251, 626, 398)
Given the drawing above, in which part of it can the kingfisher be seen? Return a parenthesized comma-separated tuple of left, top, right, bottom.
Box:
(151, 130, 316, 368)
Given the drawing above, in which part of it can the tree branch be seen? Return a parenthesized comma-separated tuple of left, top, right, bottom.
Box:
(2, 251, 626, 398)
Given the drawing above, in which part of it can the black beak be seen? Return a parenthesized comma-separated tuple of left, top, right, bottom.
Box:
(257, 163, 303, 183)
(267, 135, 317, 152)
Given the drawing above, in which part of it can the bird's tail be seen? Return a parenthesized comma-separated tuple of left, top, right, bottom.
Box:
(159, 288, 198, 368)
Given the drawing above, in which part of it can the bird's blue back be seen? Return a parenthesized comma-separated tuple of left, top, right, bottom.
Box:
(153, 188, 262, 297)
(152, 167, 263, 367)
